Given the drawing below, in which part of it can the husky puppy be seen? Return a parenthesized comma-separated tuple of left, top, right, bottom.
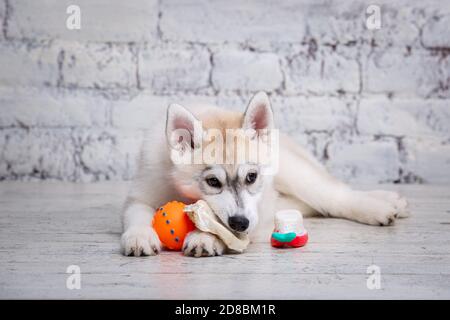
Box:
(121, 92, 408, 257)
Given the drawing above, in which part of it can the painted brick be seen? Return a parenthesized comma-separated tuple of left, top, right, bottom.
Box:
(212, 50, 283, 92)
(402, 138, 450, 184)
(326, 137, 400, 183)
(74, 129, 144, 182)
(285, 46, 360, 94)
(160, 0, 307, 44)
(0, 1, 5, 40)
(364, 47, 447, 98)
(0, 129, 77, 180)
(111, 93, 217, 129)
(139, 45, 211, 93)
(271, 96, 356, 135)
(366, 5, 423, 48)
(7, 0, 158, 42)
(305, 2, 365, 45)
(0, 87, 109, 128)
(61, 42, 136, 89)
(358, 98, 450, 138)
(0, 41, 59, 87)
(112, 94, 169, 129)
(1, 0, 449, 183)
(422, 15, 450, 48)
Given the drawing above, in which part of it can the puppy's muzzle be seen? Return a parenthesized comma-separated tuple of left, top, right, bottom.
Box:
(228, 215, 249, 232)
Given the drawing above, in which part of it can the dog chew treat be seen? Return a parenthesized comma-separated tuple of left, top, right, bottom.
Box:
(184, 200, 250, 253)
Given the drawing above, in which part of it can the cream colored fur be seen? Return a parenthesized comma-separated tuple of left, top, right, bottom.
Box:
(121, 92, 408, 257)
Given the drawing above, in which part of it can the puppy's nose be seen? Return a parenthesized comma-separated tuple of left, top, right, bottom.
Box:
(228, 216, 249, 232)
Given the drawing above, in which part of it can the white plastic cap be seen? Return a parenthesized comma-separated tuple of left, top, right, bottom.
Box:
(274, 209, 306, 235)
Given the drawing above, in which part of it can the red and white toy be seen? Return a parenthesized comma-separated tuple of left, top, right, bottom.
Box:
(271, 210, 309, 248)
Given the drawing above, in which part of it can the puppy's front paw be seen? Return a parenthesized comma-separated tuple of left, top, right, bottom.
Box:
(368, 190, 409, 218)
(121, 225, 161, 257)
(182, 230, 226, 257)
(367, 204, 398, 226)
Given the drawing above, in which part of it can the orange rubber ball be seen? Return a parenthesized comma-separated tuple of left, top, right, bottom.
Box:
(152, 201, 196, 250)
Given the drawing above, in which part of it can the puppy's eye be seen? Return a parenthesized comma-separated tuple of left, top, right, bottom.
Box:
(206, 177, 222, 188)
(246, 172, 258, 184)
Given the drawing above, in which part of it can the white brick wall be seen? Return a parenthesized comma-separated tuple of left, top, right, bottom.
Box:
(60, 42, 137, 89)
(160, 0, 308, 44)
(0, 41, 59, 87)
(0, 87, 109, 127)
(139, 44, 211, 93)
(357, 98, 450, 138)
(285, 46, 360, 94)
(0, 0, 449, 183)
(327, 137, 400, 183)
(402, 138, 450, 183)
(7, 0, 159, 42)
(212, 50, 283, 91)
(364, 47, 448, 98)
(1, 128, 77, 180)
(272, 96, 356, 134)
(422, 15, 450, 48)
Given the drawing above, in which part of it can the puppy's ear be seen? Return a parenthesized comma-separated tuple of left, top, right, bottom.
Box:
(166, 103, 202, 152)
(242, 91, 274, 131)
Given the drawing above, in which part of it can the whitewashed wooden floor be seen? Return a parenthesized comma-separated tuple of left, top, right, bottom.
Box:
(0, 182, 449, 299)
